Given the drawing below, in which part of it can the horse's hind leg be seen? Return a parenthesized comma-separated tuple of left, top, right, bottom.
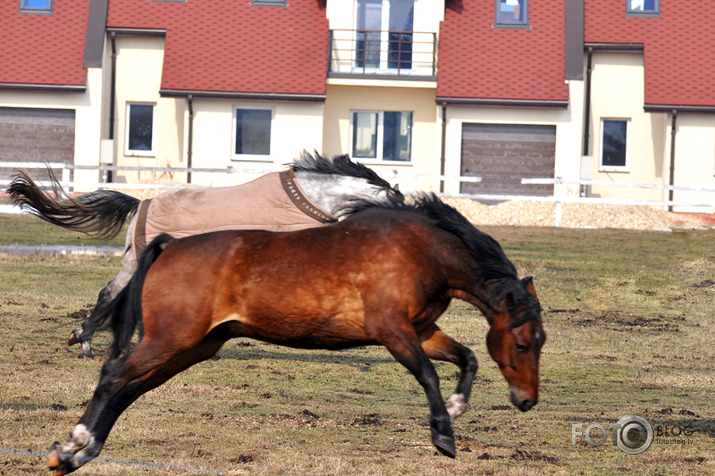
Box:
(49, 329, 228, 475)
(419, 325, 478, 422)
(68, 247, 137, 359)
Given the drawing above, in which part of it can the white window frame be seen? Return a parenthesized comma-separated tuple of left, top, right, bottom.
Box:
(495, 0, 529, 28)
(124, 102, 157, 157)
(231, 106, 274, 162)
(626, 0, 659, 17)
(599, 118, 631, 173)
(350, 110, 413, 163)
(19, 0, 53, 13)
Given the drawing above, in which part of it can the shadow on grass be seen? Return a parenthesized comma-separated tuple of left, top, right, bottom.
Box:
(215, 345, 397, 370)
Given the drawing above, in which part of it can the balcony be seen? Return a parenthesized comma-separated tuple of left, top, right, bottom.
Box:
(328, 29, 437, 81)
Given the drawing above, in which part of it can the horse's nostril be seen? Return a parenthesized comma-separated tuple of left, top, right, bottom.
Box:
(519, 398, 534, 411)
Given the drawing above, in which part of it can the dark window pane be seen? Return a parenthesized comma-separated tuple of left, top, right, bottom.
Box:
(22, 0, 52, 9)
(629, 0, 658, 12)
(388, 0, 414, 70)
(497, 0, 527, 24)
(128, 104, 153, 151)
(602, 120, 627, 167)
(352, 112, 378, 158)
(235, 109, 271, 155)
(383, 111, 412, 161)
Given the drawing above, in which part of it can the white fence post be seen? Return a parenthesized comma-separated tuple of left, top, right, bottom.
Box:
(553, 177, 564, 227)
(61, 165, 71, 195)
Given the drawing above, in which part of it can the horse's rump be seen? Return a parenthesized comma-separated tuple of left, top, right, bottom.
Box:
(132, 169, 336, 258)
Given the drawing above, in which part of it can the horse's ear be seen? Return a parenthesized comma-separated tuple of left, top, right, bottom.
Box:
(393, 183, 400, 191)
(522, 276, 538, 299)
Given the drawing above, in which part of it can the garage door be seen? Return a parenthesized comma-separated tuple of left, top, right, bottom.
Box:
(460, 123, 556, 198)
(0, 107, 75, 182)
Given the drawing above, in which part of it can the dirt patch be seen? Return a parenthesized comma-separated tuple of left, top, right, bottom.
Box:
(511, 449, 561, 464)
(564, 310, 681, 332)
(230, 454, 255, 464)
(352, 413, 382, 426)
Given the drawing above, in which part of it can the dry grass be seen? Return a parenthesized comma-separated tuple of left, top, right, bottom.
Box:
(1, 226, 713, 475)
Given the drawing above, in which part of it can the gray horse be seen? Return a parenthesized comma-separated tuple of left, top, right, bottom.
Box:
(9, 152, 403, 358)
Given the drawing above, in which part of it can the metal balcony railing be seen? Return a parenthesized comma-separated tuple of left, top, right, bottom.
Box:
(328, 29, 437, 80)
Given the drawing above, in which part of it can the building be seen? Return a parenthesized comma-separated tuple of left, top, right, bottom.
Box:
(1, 0, 713, 210)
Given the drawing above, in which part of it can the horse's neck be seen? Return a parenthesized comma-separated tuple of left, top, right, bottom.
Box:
(294, 171, 384, 218)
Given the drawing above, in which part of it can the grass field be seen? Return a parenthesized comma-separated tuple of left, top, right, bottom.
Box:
(0, 215, 713, 475)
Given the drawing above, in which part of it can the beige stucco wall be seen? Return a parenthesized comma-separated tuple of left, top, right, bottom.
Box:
(587, 52, 667, 202)
(112, 36, 185, 184)
(188, 99, 324, 187)
(322, 83, 439, 192)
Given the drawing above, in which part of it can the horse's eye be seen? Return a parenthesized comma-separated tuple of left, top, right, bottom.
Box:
(515, 343, 527, 353)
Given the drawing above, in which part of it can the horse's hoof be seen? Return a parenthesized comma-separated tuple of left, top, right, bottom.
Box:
(432, 433, 456, 458)
(77, 352, 94, 360)
(47, 444, 71, 475)
(67, 330, 81, 346)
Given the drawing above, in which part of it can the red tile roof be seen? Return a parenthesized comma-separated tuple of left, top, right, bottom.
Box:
(0, 1, 90, 88)
(585, 1, 715, 109)
(107, 0, 329, 98)
(437, 0, 569, 105)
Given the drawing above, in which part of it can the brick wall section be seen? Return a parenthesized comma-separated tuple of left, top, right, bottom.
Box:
(585, 1, 715, 108)
(107, 0, 329, 96)
(0, 1, 90, 86)
(437, 0, 569, 102)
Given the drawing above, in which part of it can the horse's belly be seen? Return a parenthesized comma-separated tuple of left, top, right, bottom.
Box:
(214, 313, 373, 350)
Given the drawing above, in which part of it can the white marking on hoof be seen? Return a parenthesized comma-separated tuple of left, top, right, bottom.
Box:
(446, 393, 467, 422)
(62, 424, 95, 453)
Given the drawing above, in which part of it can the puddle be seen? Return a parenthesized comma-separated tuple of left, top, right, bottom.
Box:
(0, 243, 123, 256)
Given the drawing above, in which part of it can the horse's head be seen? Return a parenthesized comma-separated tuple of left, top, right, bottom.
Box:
(485, 276, 545, 412)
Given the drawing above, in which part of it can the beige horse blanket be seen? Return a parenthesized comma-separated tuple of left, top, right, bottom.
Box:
(131, 169, 336, 259)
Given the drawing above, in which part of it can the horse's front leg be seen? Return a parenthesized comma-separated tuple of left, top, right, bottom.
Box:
(68, 249, 137, 359)
(373, 322, 456, 458)
(419, 325, 478, 423)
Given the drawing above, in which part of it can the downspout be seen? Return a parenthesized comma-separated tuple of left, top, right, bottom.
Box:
(107, 31, 117, 183)
(668, 110, 677, 212)
(187, 95, 194, 184)
(439, 102, 447, 193)
(582, 47, 593, 156)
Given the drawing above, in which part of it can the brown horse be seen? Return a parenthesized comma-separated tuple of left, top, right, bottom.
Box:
(47, 196, 545, 475)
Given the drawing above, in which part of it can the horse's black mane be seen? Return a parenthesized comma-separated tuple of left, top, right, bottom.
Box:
(291, 151, 395, 191)
(350, 194, 517, 280)
(348, 194, 540, 326)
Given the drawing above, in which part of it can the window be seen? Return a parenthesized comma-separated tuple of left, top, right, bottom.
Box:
(496, 0, 528, 27)
(627, 0, 659, 16)
(355, 0, 414, 72)
(19, 0, 52, 13)
(600, 119, 630, 171)
(351, 111, 412, 162)
(125, 103, 156, 157)
(234, 108, 272, 159)
(251, 0, 287, 5)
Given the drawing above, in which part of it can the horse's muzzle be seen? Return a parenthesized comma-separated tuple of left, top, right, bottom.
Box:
(510, 387, 537, 412)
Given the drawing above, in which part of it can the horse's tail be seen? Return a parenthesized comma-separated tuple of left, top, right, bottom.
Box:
(109, 234, 175, 359)
(7, 168, 140, 240)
